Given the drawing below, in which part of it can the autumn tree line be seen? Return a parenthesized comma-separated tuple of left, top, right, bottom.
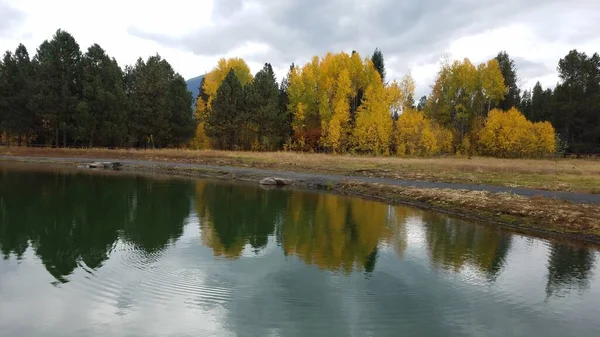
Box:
(1, 28, 598, 157)
(194, 49, 598, 157)
(0, 29, 195, 148)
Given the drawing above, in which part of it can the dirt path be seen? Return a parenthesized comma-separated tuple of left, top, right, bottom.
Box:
(3, 155, 600, 204)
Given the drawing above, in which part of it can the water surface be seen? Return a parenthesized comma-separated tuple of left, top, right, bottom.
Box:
(1, 164, 599, 336)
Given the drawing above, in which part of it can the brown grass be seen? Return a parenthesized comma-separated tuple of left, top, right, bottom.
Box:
(1, 146, 599, 193)
(337, 181, 600, 240)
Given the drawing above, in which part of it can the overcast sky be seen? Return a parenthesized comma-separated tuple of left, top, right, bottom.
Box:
(1, 0, 599, 98)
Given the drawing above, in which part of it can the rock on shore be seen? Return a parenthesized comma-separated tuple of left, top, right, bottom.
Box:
(259, 177, 292, 186)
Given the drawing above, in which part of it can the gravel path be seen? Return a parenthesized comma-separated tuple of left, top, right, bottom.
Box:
(3, 155, 600, 204)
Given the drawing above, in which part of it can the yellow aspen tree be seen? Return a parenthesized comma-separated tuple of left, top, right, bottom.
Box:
(288, 62, 320, 151)
(349, 51, 365, 92)
(478, 107, 554, 158)
(395, 109, 438, 156)
(353, 82, 393, 155)
(399, 73, 416, 110)
(363, 58, 382, 85)
(433, 124, 454, 154)
(203, 57, 253, 108)
(427, 56, 506, 149)
(387, 81, 403, 116)
(478, 59, 507, 114)
(189, 98, 211, 149)
(531, 121, 557, 156)
(326, 69, 352, 152)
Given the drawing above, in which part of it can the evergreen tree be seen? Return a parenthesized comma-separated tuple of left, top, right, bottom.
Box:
(520, 89, 532, 119)
(495, 51, 521, 110)
(0, 51, 16, 145)
(166, 74, 195, 147)
(279, 63, 294, 146)
(371, 48, 385, 82)
(530, 81, 545, 122)
(77, 44, 127, 147)
(417, 95, 427, 111)
(245, 63, 281, 150)
(0, 57, 3, 142)
(31, 29, 82, 147)
(551, 50, 600, 153)
(124, 54, 192, 148)
(196, 77, 209, 108)
(0, 46, 35, 146)
(13, 44, 35, 145)
(206, 69, 245, 150)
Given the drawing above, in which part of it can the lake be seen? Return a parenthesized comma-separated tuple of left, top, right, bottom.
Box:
(1, 163, 600, 337)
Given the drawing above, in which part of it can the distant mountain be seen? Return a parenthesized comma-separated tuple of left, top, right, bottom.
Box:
(186, 74, 205, 101)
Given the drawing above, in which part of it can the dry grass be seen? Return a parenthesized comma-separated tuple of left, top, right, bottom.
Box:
(1, 146, 599, 193)
(337, 181, 600, 239)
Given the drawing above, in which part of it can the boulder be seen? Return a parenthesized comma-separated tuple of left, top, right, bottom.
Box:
(273, 178, 292, 185)
(88, 162, 104, 169)
(259, 177, 292, 186)
(87, 161, 122, 170)
(259, 177, 278, 185)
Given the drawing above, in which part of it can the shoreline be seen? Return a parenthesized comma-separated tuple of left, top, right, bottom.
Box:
(2, 154, 600, 246)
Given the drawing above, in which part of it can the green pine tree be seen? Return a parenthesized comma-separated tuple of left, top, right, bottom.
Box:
(78, 43, 127, 147)
(417, 95, 427, 111)
(206, 69, 245, 150)
(495, 51, 521, 110)
(371, 48, 385, 82)
(245, 63, 281, 150)
(166, 74, 195, 147)
(31, 29, 83, 147)
(0, 50, 16, 145)
(125, 54, 192, 148)
(279, 63, 294, 147)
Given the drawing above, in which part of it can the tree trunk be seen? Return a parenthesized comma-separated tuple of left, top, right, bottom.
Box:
(63, 128, 67, 148)
(18, 133, 22, 147)
(55, 126, 59, 148)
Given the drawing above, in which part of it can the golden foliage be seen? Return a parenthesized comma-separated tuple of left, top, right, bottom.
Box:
(478, 107, 556, 157)
(324, 68, 352, 152)
(189, 122, 211, 150)
(188, 52, 557, 159)
(203, 57, 253, 108)
(399, 73, 416, 110)
(288, 51, 391, 153)
(395, 109, 454, 156)
(353, 82, 395, 155)
(426, 57, 507, 140)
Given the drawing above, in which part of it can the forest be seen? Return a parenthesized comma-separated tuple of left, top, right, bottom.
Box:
(1, 29, 599, 157)
(0, 29, 195, 149)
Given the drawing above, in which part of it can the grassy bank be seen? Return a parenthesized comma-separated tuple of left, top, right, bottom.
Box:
(1, 146, 599, 193)
(335, 181, 600, 243)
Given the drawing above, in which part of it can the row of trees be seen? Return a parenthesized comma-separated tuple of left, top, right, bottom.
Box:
(190, 58, 291, 151)
(519, 51, 600, 153)
(1, 28, 597, 155)
(0, 29, 195, 148)
(191, 50, 419, 154)
(418, 50, 600, 155)
(194, 50, 558, 157)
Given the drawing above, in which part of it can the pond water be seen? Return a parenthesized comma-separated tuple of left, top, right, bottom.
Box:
(1, 164, 600, 337)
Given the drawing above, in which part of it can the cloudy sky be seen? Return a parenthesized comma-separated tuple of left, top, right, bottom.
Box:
(1, 0, 599, 98)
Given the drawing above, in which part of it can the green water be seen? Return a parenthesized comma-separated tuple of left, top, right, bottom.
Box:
(1, 163, 599, 337)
